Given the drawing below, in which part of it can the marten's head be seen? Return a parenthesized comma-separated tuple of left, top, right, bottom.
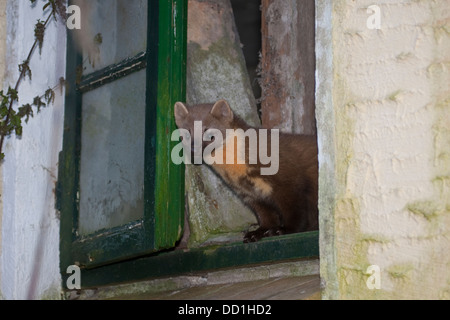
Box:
(174, 100, 234, 165)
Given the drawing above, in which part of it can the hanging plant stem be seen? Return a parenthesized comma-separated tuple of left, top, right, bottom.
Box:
(0, 7, 56, 160)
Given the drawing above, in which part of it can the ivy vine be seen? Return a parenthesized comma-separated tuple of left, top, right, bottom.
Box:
(0, 0, 67, 161)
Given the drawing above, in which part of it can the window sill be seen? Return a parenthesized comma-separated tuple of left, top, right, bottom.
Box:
(67, 257, 320, 300)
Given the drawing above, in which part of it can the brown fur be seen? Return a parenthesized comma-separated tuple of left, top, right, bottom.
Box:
(174, 100, 318, 242)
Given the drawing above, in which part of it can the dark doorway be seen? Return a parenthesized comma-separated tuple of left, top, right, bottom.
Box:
(230, 0, 262, 110)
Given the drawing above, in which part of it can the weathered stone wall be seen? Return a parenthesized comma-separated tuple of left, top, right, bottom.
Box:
(185, 0, 259, 246)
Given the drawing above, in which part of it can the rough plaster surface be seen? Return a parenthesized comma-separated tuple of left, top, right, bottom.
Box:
(318, 0, 450, 299)
(1, 1, 65, 299)
(185, 0, 258, 246)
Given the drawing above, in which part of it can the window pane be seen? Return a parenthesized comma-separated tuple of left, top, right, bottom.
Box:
(77, 0, 148, 74)
(79, 70, 146, 236)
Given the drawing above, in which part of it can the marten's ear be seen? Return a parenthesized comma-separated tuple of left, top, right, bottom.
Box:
(174, 102, 189, 126)
(211, 99, 233, 122)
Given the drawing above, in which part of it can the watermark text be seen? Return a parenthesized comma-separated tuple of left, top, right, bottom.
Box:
(171, 122, 280, 176)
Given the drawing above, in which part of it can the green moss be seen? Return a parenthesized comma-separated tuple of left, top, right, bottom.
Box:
(185, 166, 255, 248)
(184, 15, 260, 248)
(360, 234, 391, 244)
(325, 0, 367, 297)
(387, 90, 402, 102)
(432, 175, 450, 185)
(407, 200, 443, 221)
(334, 197, 373, 299)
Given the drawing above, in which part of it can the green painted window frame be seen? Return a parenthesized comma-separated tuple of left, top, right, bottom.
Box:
(59, 0, 186, 273)
(58, 0, 319, 290)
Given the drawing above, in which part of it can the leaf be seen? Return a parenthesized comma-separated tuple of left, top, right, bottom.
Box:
(44, 88, 55, 105)
(33, 96, 46, 113)
(0, 92, 9, 116)
(34, 19, 46, 55)
(18, 104, 34, 123)
(1, 0, 69, 161)
(15, 124, 23, 137)
(0, 103, 8, 118)
(19, 61, 32, 81)
(8, 110, 22, 136)
(0, 121, 5, 135)
(50, 0, 58, 21)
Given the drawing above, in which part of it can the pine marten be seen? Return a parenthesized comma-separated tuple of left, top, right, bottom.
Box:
(174, 99, 318, 242)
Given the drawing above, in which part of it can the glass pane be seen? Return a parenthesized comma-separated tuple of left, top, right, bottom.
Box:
(79, 70, 146, 236)
(76, 0, 148, 74)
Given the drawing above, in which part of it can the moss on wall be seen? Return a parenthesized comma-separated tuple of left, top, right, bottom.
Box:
(320, 0, 450, 299)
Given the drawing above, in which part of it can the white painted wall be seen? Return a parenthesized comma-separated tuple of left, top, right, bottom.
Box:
(1, 0, 66, 299)
(0, 0, 7, 300)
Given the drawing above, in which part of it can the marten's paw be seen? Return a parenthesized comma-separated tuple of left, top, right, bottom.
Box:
(243, 227, 284, 243)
